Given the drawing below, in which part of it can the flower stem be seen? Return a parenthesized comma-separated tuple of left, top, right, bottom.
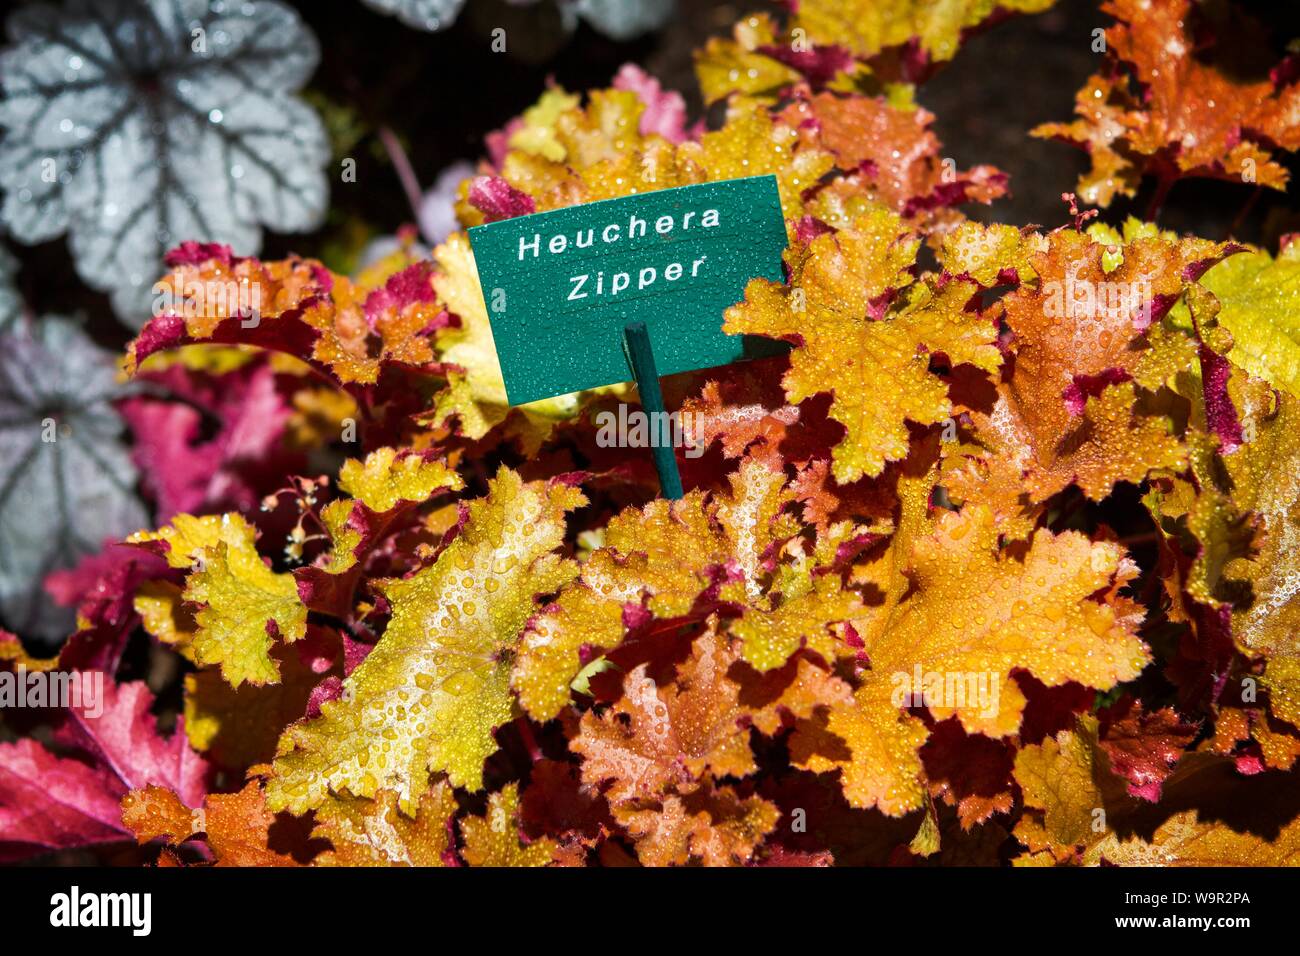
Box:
(378, 125, 423, 224)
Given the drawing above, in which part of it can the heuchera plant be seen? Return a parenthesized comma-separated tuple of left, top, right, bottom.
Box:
(2, 0, 1300, 867)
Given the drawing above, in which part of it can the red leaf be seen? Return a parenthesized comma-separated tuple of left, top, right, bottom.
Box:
(120, 360, 302, 520)
(0, 739, 127, 862)
(1099, 699, 1199, 802)
(0, 680, 209, 861)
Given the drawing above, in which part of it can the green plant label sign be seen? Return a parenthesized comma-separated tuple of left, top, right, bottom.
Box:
(468, 175, 788, 405)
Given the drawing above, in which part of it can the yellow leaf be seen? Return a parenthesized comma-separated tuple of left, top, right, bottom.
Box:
(501, 94, 832, 228)
(133, 580, 196, 655)
(130, 512, 307, 686)
(514, 459, 857, 721)
(730, 573, 861, 672)
(1223, 381, 1300, 661)
(681, 103, 833, 223)
(1085, 810, 1300, 866)
(1200, 244, 1300, 401)
(939, 222, 1044, 286)
(793, 0, 1056, 64)
(694, 14, 802, 105)
(1214, 378, 1300, 728)
(314, 784, 457, 866)
(726, 208, 999, 481)
(181, 515, 308, 688)
(461, 783, 556, 867)
(505, 87, 581, 162)
(909, 794, 941, 858)
(267, 469, 585, 814)
(1013, 718, 1106, 859)
(1262, 657, 1300, 731)
(311, 499, 364, 577)
(431, 233, 509, 438)
(336, 447, 463, 513)
(794, 505, 1148, 816)
(1146, 431, 1258, 610)
(127, 512, 256, 570)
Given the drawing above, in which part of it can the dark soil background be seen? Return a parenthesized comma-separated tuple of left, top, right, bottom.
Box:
(10, 0, 1300, 346)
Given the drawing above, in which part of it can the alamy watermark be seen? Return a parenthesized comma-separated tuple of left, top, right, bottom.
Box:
(0, 665, 103, 717)
(1042, 261, 1153, 324)
(890, 665, 1000, 720)
(50, 886, 150, 936)
(594, 404, 705, 458)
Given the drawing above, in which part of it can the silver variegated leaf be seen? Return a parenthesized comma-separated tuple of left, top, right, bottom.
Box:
(361, 0, 466, 32)
(570, 0, 674, 40)
(0, 316, 146, 640)
(0, 0, 329, 324)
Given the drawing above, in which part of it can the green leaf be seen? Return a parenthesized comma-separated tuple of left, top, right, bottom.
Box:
(1201, 246, 1300, 400)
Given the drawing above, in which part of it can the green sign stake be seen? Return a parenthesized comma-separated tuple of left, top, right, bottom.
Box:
(621, 321, 684, 499)
(467, 175, 789, 496)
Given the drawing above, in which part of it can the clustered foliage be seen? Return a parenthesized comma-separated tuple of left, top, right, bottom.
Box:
(2, 0, 1300, 867)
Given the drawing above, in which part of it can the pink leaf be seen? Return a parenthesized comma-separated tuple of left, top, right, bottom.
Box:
(53, 679, 210, 808)
(120, 360, 301, 520)
(43, 543, 174, 673)
(0, 739, 127, 862)
(1199, 344, 1244, 454)
(1099, 699, 1199, 802)
(467, 175, 536, 222)
(613, 63, 690, 142)
(0, 680, 209, 861)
